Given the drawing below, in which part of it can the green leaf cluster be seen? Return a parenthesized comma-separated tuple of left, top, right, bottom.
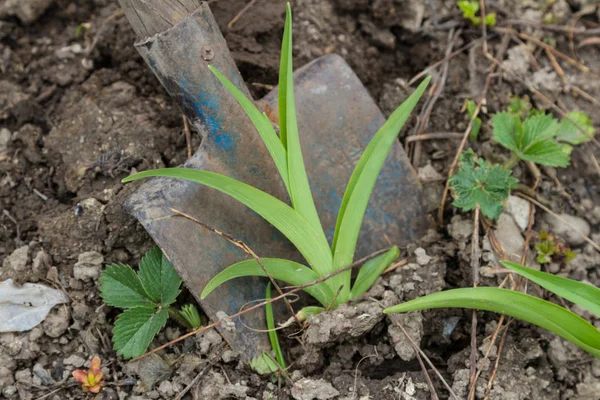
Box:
(457, 1, 496, 27)
(385, 261, 600, 359)
(100, 246, 200, 358)
(123, 4, 428, 311)
(449, 150, 518, 220)
(535, 231, 576, 265)
(493, 109, 595, 168)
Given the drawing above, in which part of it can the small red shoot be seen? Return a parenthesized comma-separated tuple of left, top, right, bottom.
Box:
(72, 355, 104, 393)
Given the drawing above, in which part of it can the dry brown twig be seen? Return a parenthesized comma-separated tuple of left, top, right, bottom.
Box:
(410, 28, 460, 166)
(468, 204, 481, 399)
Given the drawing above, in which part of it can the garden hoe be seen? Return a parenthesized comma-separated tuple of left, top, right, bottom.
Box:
(119, 0, 428, 359)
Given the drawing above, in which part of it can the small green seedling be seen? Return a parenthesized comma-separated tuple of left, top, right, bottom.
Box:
(123, 5, 428, 312)
(535, 231, 576, 265)
(385, 260, 600, 359)
(493, 110, 596, 168)
(457, 1, 496, 27)
(251, 283, 287, 377)
(99, 246, 202, 358)
(449, 150, 518, 220)
(462, 99, 482, 142)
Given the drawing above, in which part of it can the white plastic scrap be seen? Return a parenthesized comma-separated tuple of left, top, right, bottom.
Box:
(0, 279, 69, 333)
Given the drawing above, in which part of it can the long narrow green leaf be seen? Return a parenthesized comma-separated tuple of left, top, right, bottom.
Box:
(330, 77, 431, 304)
(279, 4, 325, 239)
(501, 261, 600, 318)
(200, 258, 334, 307)
(350, 246, 399, 300)
(278, 5, 291, 150)
(265, 283, 286, 369)
(384, 287, 600, 359)
(208, 65, 290, 194)
(123, 169, 332, 276)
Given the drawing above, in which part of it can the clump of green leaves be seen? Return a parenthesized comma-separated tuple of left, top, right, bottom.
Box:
(462, 99, 481, 142)
(535, 231, 576, 265)
(123, 5, 428, 312)
(449, 150, 518, 219)
(457, 1, 496, 27)
(493, 109, 596, 168)
(99, 246, 202, 359)
(385, 260, 600, 359)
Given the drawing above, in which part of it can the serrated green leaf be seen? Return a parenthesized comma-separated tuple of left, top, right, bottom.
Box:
(384, 287, 600, 359)
(279, 4, 324, 238)
(501, 261, 600, 318)
(330, 77, 430, 304)
(492, 112, 570, 167)
(208, 65, 290, 194)
(123, 169, 332, 277)
(522, 113, 559, 142)
(449, 150, 517, 219)
(350, 246, 399, 300)
(201, 258, 334, 307)
(112, 306, 168, 359)
(99, 263, 154, 308)
(138, 246, 181, 307)
(556, 111, 595, 145)
(266, 283, 285, 369)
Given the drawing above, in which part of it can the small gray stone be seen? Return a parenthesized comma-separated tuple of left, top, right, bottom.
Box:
(63, 354, 86, 368)
(14, 369, 32, 385)
(448, 216, 472, 241)
(505, 195, 533, 232)
(0, 0, 55, 24)
(157, 381, 174, 397)
(0, 128, 10, 159)
(291, 378, 340, 400)
(493, 213, 525, 263)
(545, 213, 591, 246)
(195, 329, 222, 355)
(42, 307, 69, 338)
(73, 251, 104, 281)
(2, 246, 30, 272)
(387, 312, 423, 361)
(32, 364, 54, 386)
(414, 248, 431, 266)
(576, 381, 600, 400)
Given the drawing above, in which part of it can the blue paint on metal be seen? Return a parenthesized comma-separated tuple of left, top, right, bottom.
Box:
(178, 75, 237, 154)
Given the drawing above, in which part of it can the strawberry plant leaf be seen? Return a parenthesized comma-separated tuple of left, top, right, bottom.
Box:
(449, 150, 517, 219)
(138, 246, 181, 307)
(112, 306, 168, 359)
(492, 112, 570, 167)
(556, 111, 595, 145)
(99, 263, 155, 308)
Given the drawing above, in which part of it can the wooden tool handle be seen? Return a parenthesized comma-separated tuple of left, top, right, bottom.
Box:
(118, 0, 203, 38)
